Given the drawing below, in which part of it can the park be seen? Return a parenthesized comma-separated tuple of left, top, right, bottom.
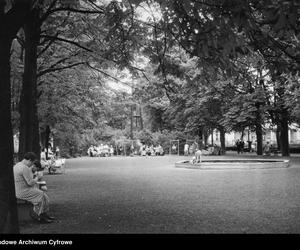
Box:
(0, 0, 299, 234)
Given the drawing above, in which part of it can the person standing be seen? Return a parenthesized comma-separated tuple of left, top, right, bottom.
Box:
(193, 140, 199, 152)
(236, 139, 241, 154)
(184, 143, 189, 156)
(240, 140, 245, 154)
(109, 145, 114, 156)
(55, 146, 60, 159)
(195, 149, 202, 163)
(13, 152, 55, 223)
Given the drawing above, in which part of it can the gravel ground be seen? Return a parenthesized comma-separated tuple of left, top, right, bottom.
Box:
(19, 153, 300, 234)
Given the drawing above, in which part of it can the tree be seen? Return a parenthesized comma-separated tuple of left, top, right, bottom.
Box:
(0, 0, 34, 234)
(17, 0, 105, 160)
(18, 7, 41, 160)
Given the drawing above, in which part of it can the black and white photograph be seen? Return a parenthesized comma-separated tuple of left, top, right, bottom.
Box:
(0, 0, 300, 242)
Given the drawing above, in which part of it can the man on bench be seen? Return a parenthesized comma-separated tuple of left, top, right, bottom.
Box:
(13, 152, 55, 223)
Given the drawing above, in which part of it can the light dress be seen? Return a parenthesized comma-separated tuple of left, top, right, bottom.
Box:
(14, 161, 49, 216)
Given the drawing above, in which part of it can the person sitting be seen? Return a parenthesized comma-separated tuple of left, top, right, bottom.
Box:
(171, 144, 177, 154)
(158, 144, 164, 156)
(190, 156, 197, 164)
(40, 149, 48, 169)
(130, 144, 135, 156)
(109, 145, 114, 156)
(141, 145, 146, 156)
(208, 145, 214, 155)
(145, 146, 150, 156)
(47, 147, 54, 160)
(150, 145, 155, 156)
(264, 142, 271, 156)
(13, 152, 55, 223)
(87, 146, 93, 157)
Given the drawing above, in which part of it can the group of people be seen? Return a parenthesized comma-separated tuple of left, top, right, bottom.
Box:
(184, 142, 199, 156)
(14, 152, 55, 223)
(87, 144, 114, 157)
(139, 144, 164, 156)
(263, 141, 272, 155)
(235, 139, 277, 156)
(40, 146, 65, 174)
(184, 141, 221, 156)
(235, 139, 245, 154)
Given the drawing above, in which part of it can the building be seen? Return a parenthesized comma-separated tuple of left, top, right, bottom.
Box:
(208, 124, 300, 148)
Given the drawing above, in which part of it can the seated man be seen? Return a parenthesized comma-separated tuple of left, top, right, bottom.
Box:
(14, 152, 55, 223)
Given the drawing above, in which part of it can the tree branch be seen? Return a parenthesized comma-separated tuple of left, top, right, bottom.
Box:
(38, 33, 59, 57)
(37, 62, 85, 77)
(86, 62, 132, 88)
(40, 35, 93, 52)
(42, 6, 104, 23)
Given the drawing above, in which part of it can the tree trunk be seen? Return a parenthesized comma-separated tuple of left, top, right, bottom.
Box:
(197, 127, 203, 149)
(130, 104, 133, 139)
(203, 128, 209, 147)
(18, 9, 41, 161)
(255, 101, 263, 155)
(0, 1, 32, 234)
(139, 105, 143, 130)
(45, 125, 51, 159)
(0, 37, 19, 234)
(276, 126, 281, 151)
(280, 111, 290, 156)
(219, 126, 226, 154)
(256, 122, 263, 155)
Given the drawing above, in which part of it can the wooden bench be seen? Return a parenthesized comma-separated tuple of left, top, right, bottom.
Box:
(270, 148, 281, 156)
(16, 198, 32, 222)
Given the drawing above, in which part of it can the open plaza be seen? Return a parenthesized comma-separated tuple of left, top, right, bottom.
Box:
(18, 153, 300, 234)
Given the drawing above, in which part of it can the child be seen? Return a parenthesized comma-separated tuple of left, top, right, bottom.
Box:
(195, 149, 202, 163)
(32, 160, 47, 191)
(190, 156, 196, 164)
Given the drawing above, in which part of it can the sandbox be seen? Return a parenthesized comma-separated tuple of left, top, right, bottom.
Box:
(175, 159, 290, 169)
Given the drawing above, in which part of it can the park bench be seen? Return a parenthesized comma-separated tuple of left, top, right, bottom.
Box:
(16, 198, 32, 222)
(270, 148, 281, 156)
(16, 181, 47, 222)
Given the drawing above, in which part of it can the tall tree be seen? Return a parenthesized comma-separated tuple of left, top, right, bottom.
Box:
(18, 7, 41, 160)
(0, 0, 33, 234)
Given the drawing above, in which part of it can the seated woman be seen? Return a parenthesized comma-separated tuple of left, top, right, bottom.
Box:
(14, 152, 55, 223)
